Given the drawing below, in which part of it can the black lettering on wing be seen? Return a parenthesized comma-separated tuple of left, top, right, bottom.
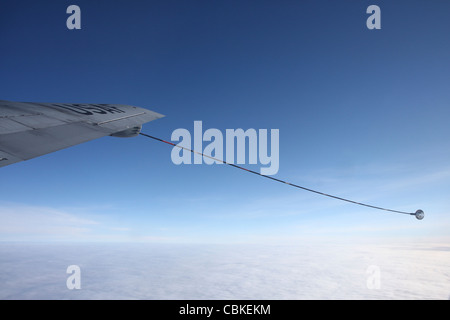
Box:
(84, 105, 108, 114)
(53, 104, 94, 115)
(51, 103, 127, 115)
(98, 104, 126, 114)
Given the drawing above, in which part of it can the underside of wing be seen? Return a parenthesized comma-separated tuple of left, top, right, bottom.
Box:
(0, 100, 164, 168)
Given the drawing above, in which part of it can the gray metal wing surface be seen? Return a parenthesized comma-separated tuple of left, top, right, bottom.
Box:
(0, 100, 164, 168)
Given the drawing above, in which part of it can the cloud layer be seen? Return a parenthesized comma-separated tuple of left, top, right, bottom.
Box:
(0, 242, 449, 299)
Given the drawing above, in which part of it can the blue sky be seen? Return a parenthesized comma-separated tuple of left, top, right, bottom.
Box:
(1, 0, 449, 244)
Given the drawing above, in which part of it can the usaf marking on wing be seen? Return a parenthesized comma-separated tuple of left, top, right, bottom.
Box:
(49, 104, 126, 115)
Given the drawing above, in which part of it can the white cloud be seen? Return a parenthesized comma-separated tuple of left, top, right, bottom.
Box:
(0, 242, 449, 299)
(0, 203, 182, 243)
(109, 227, 131, 232)
(0, 204, 98, 241)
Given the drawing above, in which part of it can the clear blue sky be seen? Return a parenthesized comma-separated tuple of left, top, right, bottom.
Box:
(1, 0, 449, 243)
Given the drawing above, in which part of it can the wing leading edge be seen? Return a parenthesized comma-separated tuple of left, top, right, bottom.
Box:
(0, 100, 164, 168)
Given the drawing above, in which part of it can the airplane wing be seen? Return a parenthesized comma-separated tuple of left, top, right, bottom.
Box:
(0, 100, 164, 168)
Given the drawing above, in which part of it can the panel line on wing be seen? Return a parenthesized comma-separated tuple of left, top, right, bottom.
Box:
(95, 112, 147, 125)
